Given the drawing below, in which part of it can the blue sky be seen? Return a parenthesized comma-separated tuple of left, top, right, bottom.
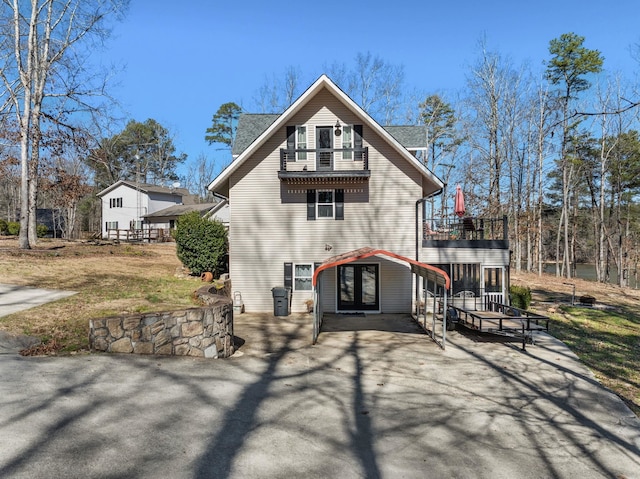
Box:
(95, 0, 640, 180)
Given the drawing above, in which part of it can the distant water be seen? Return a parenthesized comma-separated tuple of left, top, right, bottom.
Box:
(538, 263, 639, 289)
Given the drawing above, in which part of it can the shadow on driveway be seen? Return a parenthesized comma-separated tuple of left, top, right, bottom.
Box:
(0, 312, 638, 478)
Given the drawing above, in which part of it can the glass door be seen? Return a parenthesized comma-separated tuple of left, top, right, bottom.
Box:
(316, 126, 333, 170)
(338, 264, 379, 311)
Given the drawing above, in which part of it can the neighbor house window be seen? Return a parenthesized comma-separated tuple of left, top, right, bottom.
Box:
(106, 221, 118, 230)
(294, 263, 313, 291)
(109, 197, 122, 208)
(342, 125, 352, 160)
(131, 220, 143, 230)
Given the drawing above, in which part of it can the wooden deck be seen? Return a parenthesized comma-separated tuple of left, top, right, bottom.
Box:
(450, 302, 549, 350)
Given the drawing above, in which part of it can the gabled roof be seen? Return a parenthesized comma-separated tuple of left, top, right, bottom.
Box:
(232, 116, 428, 157)
(383, 126, 428, 150)
(232, 114, 280, 157)
(208, 74, 443, 194)
(97, 180, 190, 198)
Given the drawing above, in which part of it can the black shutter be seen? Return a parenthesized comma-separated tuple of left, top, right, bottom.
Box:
(307, 189, 316, 220)
(286, 126, 296, 161)
(284, 262, 293, 289)
(335, 189, 344, 220)
(354, 125, 363, 160)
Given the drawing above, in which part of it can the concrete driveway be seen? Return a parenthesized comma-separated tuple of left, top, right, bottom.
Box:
(0, 313, 638, 478)
(0, 283, 76, 318)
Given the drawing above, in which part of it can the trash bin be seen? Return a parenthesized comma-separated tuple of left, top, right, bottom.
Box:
(271, 286, 291, 316)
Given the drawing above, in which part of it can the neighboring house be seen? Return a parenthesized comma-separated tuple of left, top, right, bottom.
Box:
(208, 75, 509, 323)
(144, 199, 230, 230)
(97, 180, 191, 239)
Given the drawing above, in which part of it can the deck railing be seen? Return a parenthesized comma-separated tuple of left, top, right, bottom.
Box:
(105, 228, 172, 243)
(423, 216, 507, 242)
(280, 147, 368, 172)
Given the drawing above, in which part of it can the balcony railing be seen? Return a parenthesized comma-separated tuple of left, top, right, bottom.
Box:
(279, 147, 369, 172)
(423, 216, 508, 245)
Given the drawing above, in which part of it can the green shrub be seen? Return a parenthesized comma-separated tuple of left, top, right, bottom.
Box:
(36, 224, 49, 238)
(0, 219, 7, 235)
(174, 211, 228, 277)
(510, 285, 532, 310)
(7, 221, 20, 236)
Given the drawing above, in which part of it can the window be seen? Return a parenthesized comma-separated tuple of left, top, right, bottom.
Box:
(131, 220, 143, 230)
(342, 125, 352, 159)
(106, 221, 118, 230)
(294, 264, 313, 291)
(286, 125, 307, 161)
(296, 126, 307, 160)
(317, 190, 334, 218)
(307, 189, 344, 220)
(484, 267, 503, 293)
(433, 263, 480, 296)
(109, 197, 122, 208)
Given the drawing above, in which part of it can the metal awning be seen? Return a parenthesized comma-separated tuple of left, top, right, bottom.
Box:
(312, 247, 450, 347)
(312, 247, 450, 288)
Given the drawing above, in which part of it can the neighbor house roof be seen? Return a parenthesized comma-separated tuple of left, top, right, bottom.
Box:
(144, 203, 218, 218)
(144, 200, 229, 223)
(97, 180, 190, 198)
(208, 74, 443, 195)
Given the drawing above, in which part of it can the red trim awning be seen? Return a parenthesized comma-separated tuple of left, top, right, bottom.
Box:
(312, 247, 450, 289)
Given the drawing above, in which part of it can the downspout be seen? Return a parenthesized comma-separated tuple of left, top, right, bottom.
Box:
(415, 189, 443, 317)
(416, 189, 443, 261)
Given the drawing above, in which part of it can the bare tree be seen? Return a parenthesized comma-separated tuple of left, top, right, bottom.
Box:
(182, 153, 217, 201)
(0, 0, 128, 249)
(253, 67, 305, 113)
(326, 52, 405, 124)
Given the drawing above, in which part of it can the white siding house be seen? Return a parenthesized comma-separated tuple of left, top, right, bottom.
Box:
(97, 180, 190, 239)
(208, 75, 510, 315)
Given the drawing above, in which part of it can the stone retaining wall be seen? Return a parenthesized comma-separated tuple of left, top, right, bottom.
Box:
(89, 296, 234, 358)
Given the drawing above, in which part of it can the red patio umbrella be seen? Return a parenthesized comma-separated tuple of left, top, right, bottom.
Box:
(454, 185, 465, 218)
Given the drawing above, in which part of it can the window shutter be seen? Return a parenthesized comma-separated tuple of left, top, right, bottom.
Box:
(284, 262, 293, 289)
(335, 189, 344, 220)
(354, 125, 363, 160)
(286, 126, 295, 161)
(307, 189, 316, 220)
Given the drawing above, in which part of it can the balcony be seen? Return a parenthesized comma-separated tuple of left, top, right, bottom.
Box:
(423, 216, 509, 249)
(278, 147, 370, 184)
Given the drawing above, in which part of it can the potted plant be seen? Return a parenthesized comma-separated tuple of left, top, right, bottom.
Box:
(304, 299, 314, 313)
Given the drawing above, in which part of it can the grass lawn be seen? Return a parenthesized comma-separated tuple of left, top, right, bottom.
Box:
(513, 270, 640, 417)
(547, 305, 640, 416)
(0, 238, 201, 352)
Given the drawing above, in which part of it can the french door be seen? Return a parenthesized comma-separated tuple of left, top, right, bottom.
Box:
(316, 126, 333, 170)
(338, 264, 379, 311)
